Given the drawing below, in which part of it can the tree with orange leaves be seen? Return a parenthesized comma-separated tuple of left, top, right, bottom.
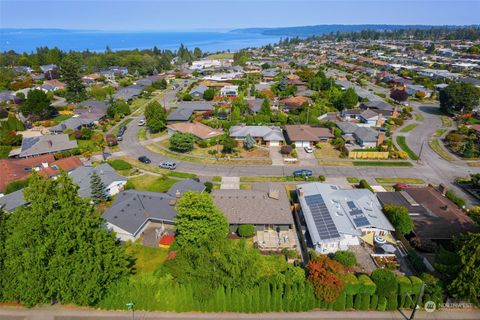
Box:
(307, 255, 345, 303)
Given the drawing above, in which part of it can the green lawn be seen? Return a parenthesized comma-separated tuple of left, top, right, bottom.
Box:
(52, 114, 73, 124)
(138, 127, 147, 141)
(77, 139, 101, 153)
(400, 124, 417, 133)
(414, 113, 424, 122)
(429, 139, 454, 161)
(212, 176, 222, 182)
(127, 174, 178, 193)
(353, 161, 413, 167)
(124, 242, 168, 275)
(396, 136, 419, 160)
(375, 177, 425, 184)
(433, 129, 448, 137)
(167, 171, 197, 179)
(440, 115, 453, 127)
(240, 176, 288, 182)
(347, 177, 359, 183)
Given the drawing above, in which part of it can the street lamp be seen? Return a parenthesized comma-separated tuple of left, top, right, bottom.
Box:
(126, 301, 135, 320)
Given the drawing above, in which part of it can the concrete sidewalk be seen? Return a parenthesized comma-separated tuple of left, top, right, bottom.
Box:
(0, 305, 479, 320)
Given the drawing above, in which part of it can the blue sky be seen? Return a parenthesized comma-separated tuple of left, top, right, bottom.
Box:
(1, 0, 479, 30)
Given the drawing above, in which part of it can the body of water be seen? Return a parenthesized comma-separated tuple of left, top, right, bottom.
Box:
(0, 29, 281, 53)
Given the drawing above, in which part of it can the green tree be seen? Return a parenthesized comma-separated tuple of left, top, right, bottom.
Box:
(447, 232, 480, 304)
(174, 191, 229, 247)
(20, 89, 55, 120)
(0, 173, 130, 306)
(144, 101, 166, 133)
(439, 83, 480, 115)
(244, 134, 256, 150)
(220, 135, 238, 154)
(203, 87, 215, 101)
(383, 204, 414, 235)
(339, 88, 358, 109)
(169, 132, 195, 153)
(259, 98, 272, 116)
(90, 171, 106, 204)
(425, 43, 436, 54)
(61, 53, 86, 102)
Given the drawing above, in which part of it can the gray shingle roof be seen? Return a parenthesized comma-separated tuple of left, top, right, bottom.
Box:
(167, 179, 205, 197)
(212, 188, 293, 225)
(102, 190, 177, 237)
(49, 117, 93, 133)
(167, 108, 193, 122)
(0, 189, 27, 212)
(19, 134, 78, 158)
(229, 126, 284, 141)
(69, 164, 126, 198)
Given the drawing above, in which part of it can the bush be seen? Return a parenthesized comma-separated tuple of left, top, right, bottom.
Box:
(383, 204, 414, 235)
(204, 181, 213, 193)
(198, 140, 209, 148)
(357, 179, 373, 192)
(280, 145, 292, 155)
(396, 275, 412, 296)
(330, 251, 356, 267)
(108, 159, 132, 171)
(5, 179, 29, 194)
(371, 269, 397, 297)
(169, 132, 195, 153)
(358, 274, 376, 295)
(445, 190, 466, 208)
(407, 249, 427, 274)
(370, 294, 379, 309)
(318, 175, 326, 182)
(237, 224, 255, 238)
(105, 134, 118, 146)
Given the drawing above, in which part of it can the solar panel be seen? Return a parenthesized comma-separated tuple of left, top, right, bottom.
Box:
(353, 216, 370, 227)
(305, 195, 340, 240)
(347, 201, 364, 216)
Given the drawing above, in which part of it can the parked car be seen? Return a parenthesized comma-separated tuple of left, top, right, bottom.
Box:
(159, 161, 176, 170)
(304, 146, 314, 153)
(138, 119, 145, 126)
(292, 169, 313, 177)
(138, 156, 151, 164)
(118, 125, 126, 135)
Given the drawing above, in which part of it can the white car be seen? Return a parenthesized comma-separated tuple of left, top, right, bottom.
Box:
(304, 146, 314, 153)
(138, 119, 146, 126)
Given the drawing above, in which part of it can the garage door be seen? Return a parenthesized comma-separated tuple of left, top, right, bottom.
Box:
(295, 141, 310, 147)
(269, 141, 280, 147)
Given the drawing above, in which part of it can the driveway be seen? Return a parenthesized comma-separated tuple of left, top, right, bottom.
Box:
(269, 146, 284, 166)
(296, 147, 317, 166)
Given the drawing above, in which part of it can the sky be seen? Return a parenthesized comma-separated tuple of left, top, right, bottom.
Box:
(0, 0, 479, 31)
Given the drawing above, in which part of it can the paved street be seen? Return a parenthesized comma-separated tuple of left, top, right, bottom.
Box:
(0, 306, 479, 320)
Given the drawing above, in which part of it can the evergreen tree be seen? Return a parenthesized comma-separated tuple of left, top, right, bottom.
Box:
(144, 101, 167, 133)
(1, 173, 130, 306)
(259, 98, 272, 116)
(61, 53, 86, 102)
(90, 171, 106, 204)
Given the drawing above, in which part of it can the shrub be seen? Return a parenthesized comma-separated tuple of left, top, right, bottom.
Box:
(105, 134, 118, 146)
(237, 224, 255, 238)
(318, 175, 326, 182)
(198, 140, 209, 148)
(407, 249, 427, 274)
(204, 181, 213, 193)
(377, 296, 387, 311)
(108, 159, 132, 171)
(358, 274, 376, 295)
(397, 275, 412, 296)
(330, 251, 356, 267)
(357, 179, 373, 192)
(280, 145, 292, 155)
(370, 294, 379, 309)
(383, 204, 414, 235)
(445, 190, 466, 208)
(169, 132, 195, 153)
(371, 269, 397, 297)
(5, 179, 29, 194)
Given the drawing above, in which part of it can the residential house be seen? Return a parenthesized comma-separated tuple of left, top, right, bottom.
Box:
(220, 85, 239, 97)
(336, 122, 384, 148)
(261, 69, 278, 82)
(341, 109, 386, 127)
(284, 125, 334, 147)
(377, 187, 477, 249)
(297, 183, 394, 254)
(281, 96, 311, 112)
(212, 188, 294, 232)
(102, 178, 205, 242)
(245, 98, 263, 114)
(0, 91, 21, 104)
(10, 134, 78, 158)
(189, 85, 209, 99)
(69, 163, 127, 199)
(114, 85, 143, 101)
(229, 125, 285, 146)
(405, 84, 432, 98)
(167, 122, 223, 140)
(166, 102, 215, 123)
(0, 189, 28, 212)
(49, 100, 109, 133)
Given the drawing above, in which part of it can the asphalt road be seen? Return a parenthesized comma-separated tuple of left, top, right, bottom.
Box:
(1, 306, 480, 320)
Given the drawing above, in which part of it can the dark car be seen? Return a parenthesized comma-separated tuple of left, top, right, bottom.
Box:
(118, 125, 126, 135)
(138, 156, 151, 164)
(292, 169, 313, 177)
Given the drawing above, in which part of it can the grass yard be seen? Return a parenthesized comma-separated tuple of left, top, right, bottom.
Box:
(124, 242, 168, 275)
(314, 142, 342, 160)
(375, 177, 425, 184)
(130, 98, 149, 111)
(167, 171, 197, 179)
(347, 177, 359, 183)
(77, 139, 101, 153)
(414, 113, 424, 122)
(52, 114, 73, 124)
(207, 53, 234, 59)
(240, 176, 287, 182)
(440, 115, 453, 127)
(212, 176, 221, 182)
(429, 139, 454, 161)
(127, 174, 178, 193)
(0, 146, 12, 159)
(400, 124, 417, 133)
(138, 127, 147, 141)
(319, 160, 354, 166)
(396, 136, 419, 160)
(433, 129, 448, 137)
(353, 161, 413, 167)
(240, 184, 252, 190)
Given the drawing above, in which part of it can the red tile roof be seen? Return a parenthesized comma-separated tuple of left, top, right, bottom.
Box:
(0, 155, 54, 192)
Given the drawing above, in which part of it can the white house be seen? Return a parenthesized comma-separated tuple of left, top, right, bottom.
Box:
(220, 85, 239, 97)
(296, 183, 394, 254)
(69, 164, 127, 199)
(190, 59, 222, 70)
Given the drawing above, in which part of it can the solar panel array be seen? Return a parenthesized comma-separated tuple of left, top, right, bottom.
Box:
(347, 201, 371, 228)
(347, 201, 363, 216)
(353, 216, 370, 227)
(305, 194, 340, 240)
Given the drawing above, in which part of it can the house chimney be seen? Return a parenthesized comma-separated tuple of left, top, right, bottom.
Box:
(376, 131, 385, 147)
(376, 113, 383, 127)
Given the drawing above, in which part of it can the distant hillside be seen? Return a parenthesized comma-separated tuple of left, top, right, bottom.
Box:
(231, 24, 457, 37)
